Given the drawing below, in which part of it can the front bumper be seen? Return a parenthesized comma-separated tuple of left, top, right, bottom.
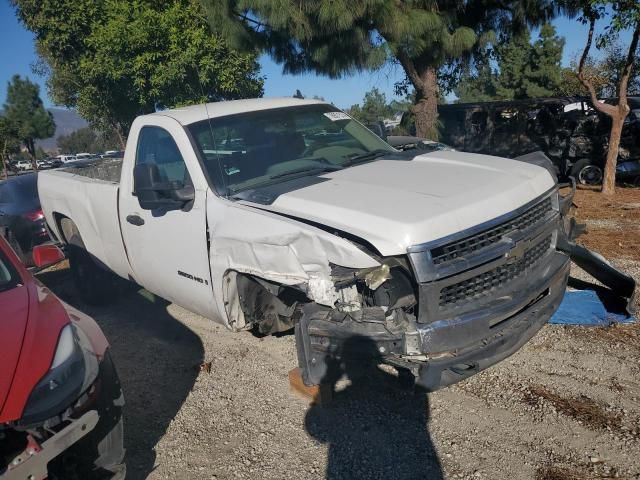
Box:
(296, 188, 571, 390)
(2, 411, 100, 480)
(1, 352, 125, 480)
(415, 253, 569, 390)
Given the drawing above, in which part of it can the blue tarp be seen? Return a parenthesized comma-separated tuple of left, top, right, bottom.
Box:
(549, 289, 636, 326)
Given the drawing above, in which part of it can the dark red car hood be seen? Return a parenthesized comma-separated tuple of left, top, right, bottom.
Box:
(0, 285, 29, 414)
(0, 240, 70, 422)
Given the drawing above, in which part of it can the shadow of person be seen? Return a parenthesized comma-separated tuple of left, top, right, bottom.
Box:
(37, 267, 204, 480)
(305, 335, 443, 480)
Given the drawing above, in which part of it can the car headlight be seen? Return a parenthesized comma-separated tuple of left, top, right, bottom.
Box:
(21, 324, 99, 425)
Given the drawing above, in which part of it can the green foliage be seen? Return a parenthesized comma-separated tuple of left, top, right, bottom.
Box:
(57, 127, 121, 154)
(2, 75, 55, 159)
(35, 146, 48, 160)
(347, 88, 412, 127)
(204, 0, 565, 137)
(454, 24, 564, 102)
(454, 51, 498, 103)
(12, 0, 264, 144)
(558, 42, 640, 97)
(0, 116, 21, 177)
(347, 88, 393, 123)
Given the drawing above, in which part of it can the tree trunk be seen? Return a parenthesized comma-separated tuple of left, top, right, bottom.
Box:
(602, 112, 625, 195)
(26, 139, 38, 171)
(412, 66, 439, 140)
(114, 124, 127, 150)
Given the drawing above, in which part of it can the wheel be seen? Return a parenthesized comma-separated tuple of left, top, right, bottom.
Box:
(68, 246, 118, 306)
(570, 159, 603, 185)
(60, 218, 118, 306)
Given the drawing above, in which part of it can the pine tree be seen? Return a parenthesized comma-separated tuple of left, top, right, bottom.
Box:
(204, 1, 564, 139)
(3, 75, 55, 170)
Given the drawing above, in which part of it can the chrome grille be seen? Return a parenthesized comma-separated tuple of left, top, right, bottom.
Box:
(431, 197, 553, 265)
(439, 235, 552, 308)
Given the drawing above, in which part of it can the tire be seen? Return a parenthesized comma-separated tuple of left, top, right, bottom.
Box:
(570, 158, 603, 186)
(60, 218, 118, 306)
(68, 246, 118, 306)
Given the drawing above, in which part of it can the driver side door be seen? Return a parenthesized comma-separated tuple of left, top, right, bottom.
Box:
(119, 116, 216, 319)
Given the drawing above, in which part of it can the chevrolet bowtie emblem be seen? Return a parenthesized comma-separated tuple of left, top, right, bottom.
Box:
(505, 240, 528, 262)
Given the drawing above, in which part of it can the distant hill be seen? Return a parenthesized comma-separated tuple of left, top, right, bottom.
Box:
(36, 108, 89, 152)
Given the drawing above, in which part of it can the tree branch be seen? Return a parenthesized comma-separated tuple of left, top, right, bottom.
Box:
(577, 16, 616, 117)
(618, 19, 640, 108)
(396, 48, 424, 93)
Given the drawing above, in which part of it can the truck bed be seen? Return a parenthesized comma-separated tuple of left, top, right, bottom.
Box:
(60, 158, 123, 184)
(38, 165, 132, 280)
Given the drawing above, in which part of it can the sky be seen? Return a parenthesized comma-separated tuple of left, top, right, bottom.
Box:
(0, 0, 634, 111)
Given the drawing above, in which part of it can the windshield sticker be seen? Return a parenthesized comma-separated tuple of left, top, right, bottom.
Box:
(323, 111, 351, 122)
(225, 167, 240, 175)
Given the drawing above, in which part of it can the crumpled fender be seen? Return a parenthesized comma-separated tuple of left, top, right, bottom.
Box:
(206, 196, 379, 330)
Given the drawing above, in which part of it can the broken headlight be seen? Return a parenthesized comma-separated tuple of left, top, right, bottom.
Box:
(21, 324, 99, 425)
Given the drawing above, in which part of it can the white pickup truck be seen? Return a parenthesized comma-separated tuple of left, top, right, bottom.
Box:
(38, 98, 633, 390)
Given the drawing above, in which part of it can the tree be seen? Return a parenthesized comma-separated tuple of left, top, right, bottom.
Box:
(523, 24, 565, 97)
(3, 75, 55, 170)
(35, 146, 48, 160)
(558, 56, 610, 96)
(456, 24, 564, 102)
(205, 1, 563, 139)
(57, 127, 97, 154)
(454, 50, 498, 103)
(577, 1, 640, 195)
(57, 127, 120, 153)
(0, 116, 20, 179)
(12, 0, 264, 148)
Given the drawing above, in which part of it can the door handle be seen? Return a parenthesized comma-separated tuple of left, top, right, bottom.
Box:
(126, 214, 145, 226)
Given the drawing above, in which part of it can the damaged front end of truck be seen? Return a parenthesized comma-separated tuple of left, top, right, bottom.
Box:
(214, 179, 635, 392)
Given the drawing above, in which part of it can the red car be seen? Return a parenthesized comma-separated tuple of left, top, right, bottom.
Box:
(0, 238, 125, 479)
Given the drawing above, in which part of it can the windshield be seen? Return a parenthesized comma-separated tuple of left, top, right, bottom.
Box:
(0, 248, 20, 293)
(188, 104, 394, 194)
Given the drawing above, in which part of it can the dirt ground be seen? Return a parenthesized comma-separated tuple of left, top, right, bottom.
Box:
(36, 186, 640, 480)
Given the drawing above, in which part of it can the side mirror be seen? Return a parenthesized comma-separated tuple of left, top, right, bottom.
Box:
(133, 163, 195, 210)
(33, 244, 65, 268)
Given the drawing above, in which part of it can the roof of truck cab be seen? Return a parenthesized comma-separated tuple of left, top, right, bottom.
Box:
(149, 97, 327, 126)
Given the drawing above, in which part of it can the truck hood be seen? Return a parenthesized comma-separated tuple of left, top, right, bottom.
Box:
(241, 151, 555, 256)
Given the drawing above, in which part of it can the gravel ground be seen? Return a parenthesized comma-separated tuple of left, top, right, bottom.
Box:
(35, 190, 640, 480)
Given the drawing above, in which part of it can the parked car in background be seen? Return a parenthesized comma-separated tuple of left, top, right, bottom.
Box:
(55, 155, 77, 164)
(0, 174, 49, 265)
(102, 150, 125, 158)
(46, 158, 64, 169)
(74, 153, 95, 160)
(14, 160, 33, 172)
(0, 238, 125, 479)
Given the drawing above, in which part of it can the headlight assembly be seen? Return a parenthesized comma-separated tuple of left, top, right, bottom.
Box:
(21, 323, 99, 425)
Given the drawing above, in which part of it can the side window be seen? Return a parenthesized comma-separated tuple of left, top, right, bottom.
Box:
(135, 127, 190, 184)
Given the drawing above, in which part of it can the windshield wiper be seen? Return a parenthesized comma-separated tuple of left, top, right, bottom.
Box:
(344, 149, 390, 166)
(269, 165, 343, 179)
